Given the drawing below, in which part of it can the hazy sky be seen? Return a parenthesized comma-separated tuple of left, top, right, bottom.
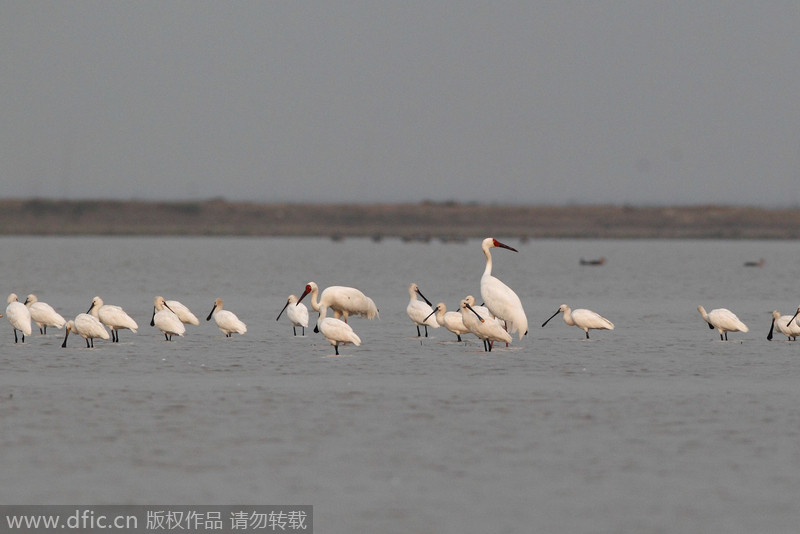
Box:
(2, 2, 799, 205)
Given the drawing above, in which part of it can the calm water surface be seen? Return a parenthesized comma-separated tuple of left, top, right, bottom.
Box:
(1, 236, 799, 534)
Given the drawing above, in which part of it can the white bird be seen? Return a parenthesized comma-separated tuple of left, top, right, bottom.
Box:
(150, 296, 186, 341)
(480, 237, 528, 341)
(162, 299, 199, 326)
(459, 298, 511, 352)
(87, 296, 138, 343)
(542, 304, 614, 339)
(697, 305, 749, 341)
(61, 313, 110, 348)
(6, 293, 32, 344)
(406, 283, 439, 337)
(24, 294, 66, 334)
(425, 302, 470, 342)
(316, 304, 361, 355)
(276, 294, 309, 336)
(777, 306, 800, 341)
(206, 297, 247, 337)
(297, 281, 379, 322)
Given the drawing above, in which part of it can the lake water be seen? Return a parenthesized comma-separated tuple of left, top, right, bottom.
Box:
(1, 236, 799, 533)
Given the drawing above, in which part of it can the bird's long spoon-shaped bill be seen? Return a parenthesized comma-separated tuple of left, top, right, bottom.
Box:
(297, 285, 313, 305)
(465, 303, 485, 323)
(276, 300, 291, 321)
(150, 307, 157, 326)
(423, 306, 439, 322)
(542, 309, 561, 327)
(789, 309, 800, 326)
(415, 287, 433, 306)
(206, 305, 216, 321)
(767, 318, 776, 341)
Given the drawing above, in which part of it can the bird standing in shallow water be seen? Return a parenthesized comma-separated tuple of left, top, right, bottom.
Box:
(406, 283, 439, 337)
(88, 296, 138, 343)
(6, 293, 31, 343)
(697, 305, 749, 341)
(479, 238, 528, 341)
(542, 304, 614, 339)
(276, 294, 309, 336)
(24, 294, 66, 334)
(206, 298, 247, 337)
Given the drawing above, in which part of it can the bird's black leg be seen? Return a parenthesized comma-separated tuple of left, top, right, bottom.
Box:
(720, 333, 724, 341)
(165, 333, 169, 341)
(416, 325, 421, 337)
(40, 326, 45, 335)
(302, 326, 305, 336)
(292, 326, 297, 336)
(13, 330, 18, 344)
(586, 331, 590, 339)
(424, 325, 429, 338)
(334, 345, 340, 355)
(456, 334, 462, 342)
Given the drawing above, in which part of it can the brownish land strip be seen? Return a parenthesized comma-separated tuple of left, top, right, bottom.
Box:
(1, 199, 798, 239)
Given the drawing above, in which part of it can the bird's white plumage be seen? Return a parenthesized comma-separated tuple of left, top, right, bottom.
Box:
(317, 304, 361, 354)
(774, 307, 800, 341)
(459, 298, 512, 348)
(542, 304, 614, 339)
(697, 305, 749, 340)
(429, 302, 470, 340)
(479, 238, 528, 341)
(88, 296, 138, 341)
(164, 300, 199, 325)
(298, 282, 379, 321)
(62, 313, 110, 348)
(206, 297, 247, 336)
(6, 293, 32, 340)
(152, 296, 186, 339)
(276, 294, 309, 334)
(24, 294, 66, 333)
(406, 283, 438, 335)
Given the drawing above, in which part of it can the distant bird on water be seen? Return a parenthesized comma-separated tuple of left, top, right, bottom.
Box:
(743, 258, 765, 267)
(542, 304, 614, 339)
(580, 257, 606, 266)
(697, 305, 749, 341)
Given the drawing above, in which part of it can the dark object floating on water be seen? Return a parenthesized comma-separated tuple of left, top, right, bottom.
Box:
(743, 258, 765, 267)
(580, 257, 606, 266)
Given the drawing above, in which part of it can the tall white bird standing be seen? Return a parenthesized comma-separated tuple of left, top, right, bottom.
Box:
(88, 296, 138, 343)
(767, 309, 800, 341)
(24, 294, 66, 335)
(6, 293, 32, 344)
(276, 294, 309, 336)
(479, 237, 528, 341)
(296, 281, 379, 322)
(459, 298, 512, 352)
(206, 297, 247, 337)
(150, 296, 186, 341)
(316, 304, 361, 355)
(406, 283, 439, 337)
(542, 304, 614, 339)
(697, 305, 749, 341)
(61, 313, 109, 348)
(425, 302, 470, 342)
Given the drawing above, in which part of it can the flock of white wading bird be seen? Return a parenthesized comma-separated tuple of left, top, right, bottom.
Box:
(2, 238, 795, 354)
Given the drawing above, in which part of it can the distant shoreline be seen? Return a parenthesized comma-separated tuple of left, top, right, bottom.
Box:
(1, 199, 798, 239)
